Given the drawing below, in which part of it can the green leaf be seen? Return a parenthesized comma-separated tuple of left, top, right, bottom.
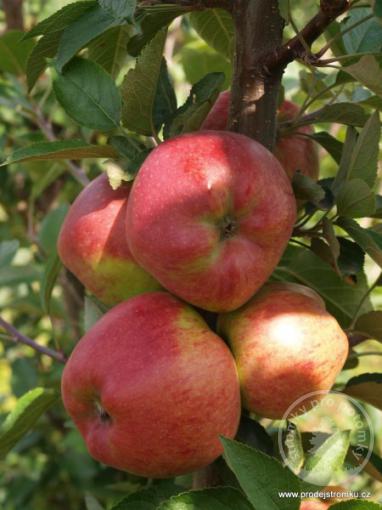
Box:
(26, 31, 62, 91)
(121, 28, 167, 135)
(301, 431, 350, 486)
(84, 297, 105, 331)
(87, 25, 130, 78)
(338, 238, 365, 276)
(53, 57, 121, 131)
(323, 218, 340, 261)
(348, 446, 382, 483)
(25, 1, 97, 39)
(282, 422, 305, 472)
(278, 0, 290, 22)
(111, 482, 181, 510)
(127, 6, 185, 56)
(1, 140, 118, 167)
(236, 416, 274, 456)
(342, 7, 382, 54)
(343, 373, 382, 410)
(336, 179, 376, 218)
(331, 502, 382, 509)
(109, 135, 150, 180)
(189, 9, 234, 60)
(56, 4, 123, 71)
(332, 127, 358, 195)
(30, 165, 66, 202)
(347, 112, 381, 187)
(0, 388, 59, 457)
(98, 0, 137, 20)
(292, 173, 325, 207)
(85, 494, 105, 510)
(107, 136, 152, 183)
(355, 311, 382, 342)
(39, 204, 69, 255)
(309, 132, 343, 164)
(25, 2, 98, 89)
(40, 253, 62, 315)
(153, 58, 177, 130)
(374, 0, 382, 17)
(274, 245, 372, 327)
(159, 488, 253, 510)
(337, 217, 382, 267)
(0, 240, 19, 268)
(297, 103, 369, 128)
(165, 72, 224, 138)
(344, 56, 382, 97)
(221, 437, 300, 510)
(0, 266, 42, 287)
(0, 30, 34, 76)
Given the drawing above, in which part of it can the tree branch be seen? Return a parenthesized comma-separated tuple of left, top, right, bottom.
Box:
(3, 0, 24, 30)
(139, 0, 232, 11)
(229, 0, 285, 150)
(265, 0, 350, 71)
(0, 316, 67, 363)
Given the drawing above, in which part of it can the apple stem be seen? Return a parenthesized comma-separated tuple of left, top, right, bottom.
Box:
(0, 315, 67, 364)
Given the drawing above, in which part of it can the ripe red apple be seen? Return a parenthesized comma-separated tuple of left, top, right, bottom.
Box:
(218, 282, 349, 419)
(300, 500, 330, 510)
(201, 92, 319, 181)
(57, 173, 160, 305)
(126, 131, 296, 312)
(61, 292, 241, 478)
(274, 100, 319, 181)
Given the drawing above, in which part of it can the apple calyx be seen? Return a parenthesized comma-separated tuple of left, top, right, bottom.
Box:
(95, 400, 112, 424)
(219, 215, 237, 240)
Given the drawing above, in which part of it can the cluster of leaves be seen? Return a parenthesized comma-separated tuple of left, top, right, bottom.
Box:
(0, 0, 382, 508)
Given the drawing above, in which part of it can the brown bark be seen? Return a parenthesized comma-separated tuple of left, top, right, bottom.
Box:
(229, 0, 285, 151)
(3, 0, 24, 30)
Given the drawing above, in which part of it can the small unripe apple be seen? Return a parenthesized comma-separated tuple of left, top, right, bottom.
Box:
(300, 500, 330, 510)
(218, 282, 349, 419)
(61, 292, 241, 478)
(57, 174, 161, 305)
(126, 131, 296, 312)
(201, 92, 319, 181)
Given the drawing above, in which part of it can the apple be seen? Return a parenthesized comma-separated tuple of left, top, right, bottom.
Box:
(57, 173, 161, 306)
(201, 92, 319, 181)
(126, 131, 296, 313)
(274, 100, 320, 181)
(300, 500, 329, 510)
(217, 282, 349, 419)
(61, 291, 241, 478)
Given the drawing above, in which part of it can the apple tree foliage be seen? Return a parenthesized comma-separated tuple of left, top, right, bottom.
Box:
(0, 0, 382, 508)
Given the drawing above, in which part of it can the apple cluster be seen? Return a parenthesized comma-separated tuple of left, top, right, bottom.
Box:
(58, 99, 348, 479)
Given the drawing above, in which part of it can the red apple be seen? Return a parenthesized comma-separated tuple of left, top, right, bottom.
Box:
(61, 291, 241, 478)
(217, 282, 349, 419)
(274, 100, 319, 181)
(201, 92, 319, 181)
(300, 500, 330, 510)
(126, 131, 296, 312)
(57, 173, 160, 305)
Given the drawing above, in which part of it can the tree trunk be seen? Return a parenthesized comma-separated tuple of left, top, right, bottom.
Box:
(229, 0, 285, 151)
(3, 0, 24, 30)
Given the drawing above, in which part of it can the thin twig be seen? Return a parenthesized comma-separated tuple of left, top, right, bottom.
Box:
(265, 0, 350, 72)
(0, 316, 67, 363)
(139, 0, 232, 11)
(32, 104, 90, 187)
